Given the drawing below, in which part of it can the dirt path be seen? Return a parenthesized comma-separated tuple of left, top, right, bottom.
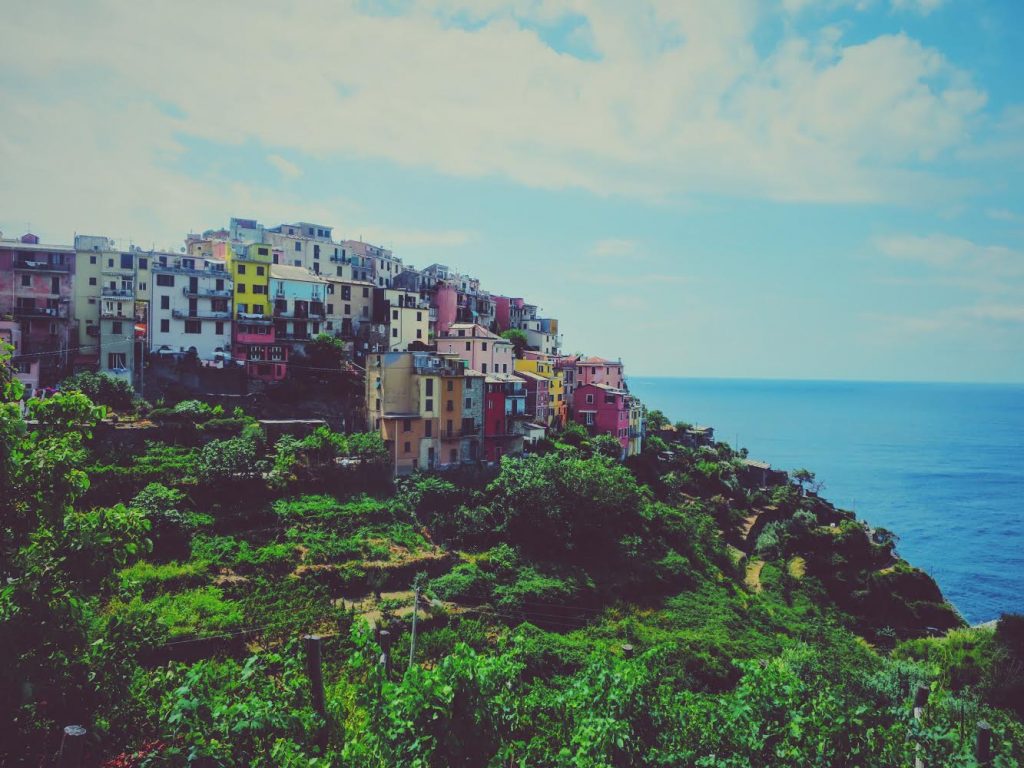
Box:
(745, 559, 765, 593)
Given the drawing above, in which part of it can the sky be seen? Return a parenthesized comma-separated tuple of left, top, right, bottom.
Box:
(1, 0, 1022, 382)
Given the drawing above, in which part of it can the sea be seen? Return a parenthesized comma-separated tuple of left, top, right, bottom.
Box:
(627, 377, 1024, 625)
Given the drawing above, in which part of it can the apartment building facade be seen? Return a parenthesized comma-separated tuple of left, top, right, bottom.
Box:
(150, 253, 232, 362)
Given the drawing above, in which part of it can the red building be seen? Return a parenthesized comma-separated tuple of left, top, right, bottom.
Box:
(573, 382, 630, 458)
(515, 370, 550, 425)
(483, 373, 527, 462)
(233, 315, 287, 381)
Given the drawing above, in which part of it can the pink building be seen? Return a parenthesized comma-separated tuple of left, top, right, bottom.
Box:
(434, 283, 458, 337)
(576, 356, 625, 389)
(0, 319, 40, 391)
(436, 323, 513, 377)
(0, 235, 75, 386)
(573, 383, 630, 458)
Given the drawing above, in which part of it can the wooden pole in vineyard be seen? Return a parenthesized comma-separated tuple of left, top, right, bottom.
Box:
(408, 584, 420, 671)
(913, 685, 929, 768)
(304, 634, 326, 720)
(379, 629, 392, 677)
(56, 725, 86, 768)
(976, 720, 992, 766)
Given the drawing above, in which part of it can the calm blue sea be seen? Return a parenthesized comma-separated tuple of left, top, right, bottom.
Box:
(628, 377, 1024, 624)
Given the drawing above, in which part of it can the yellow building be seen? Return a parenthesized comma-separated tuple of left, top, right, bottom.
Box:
(514, 356, 565, 427)
(223, 242, 272, 319)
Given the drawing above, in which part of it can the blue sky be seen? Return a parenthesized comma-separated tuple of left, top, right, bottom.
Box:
(1, 0, 1022, 381)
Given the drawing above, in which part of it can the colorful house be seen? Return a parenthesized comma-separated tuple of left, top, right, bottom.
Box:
(483, 373, 527, 462)
(516, 354, 565, 427)
(573, 383, 631, 459)
(225, 243, 283, 381)
(0, 234, 76, 386)
(436, 323, 513, 377)
(514, 369, 551, 426)
(150, 253, 232, 363)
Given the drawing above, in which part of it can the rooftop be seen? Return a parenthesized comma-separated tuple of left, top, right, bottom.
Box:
(270, 264, 327, 283)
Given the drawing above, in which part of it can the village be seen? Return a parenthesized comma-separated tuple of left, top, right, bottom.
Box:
(0, 218, 646, 471)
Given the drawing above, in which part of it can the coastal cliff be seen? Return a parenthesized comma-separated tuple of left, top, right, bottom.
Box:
(2, 385, 1021, 766)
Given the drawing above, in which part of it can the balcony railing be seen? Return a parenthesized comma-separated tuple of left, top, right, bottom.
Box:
(14, 306, 67, 318)
(13, 260, 71, 272)
(101, 288, 134, 299)
(172, 309, 231, 320)
(441, 427, 480, 439)
(235, 312, 273, 324)
(183, 286, 232, 298)
(329, 254, 350, 263)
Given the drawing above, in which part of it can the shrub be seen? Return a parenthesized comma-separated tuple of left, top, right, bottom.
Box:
(59, 371, 135, 412)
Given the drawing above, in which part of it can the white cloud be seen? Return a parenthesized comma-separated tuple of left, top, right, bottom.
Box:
(590, 238, 640, 257)
(267, 154, 302, 179)
(891, 0, 947, 15)
(0, 0, 995, 246)
(874, 233, 1024, 278)
(350, 227, 475, 251)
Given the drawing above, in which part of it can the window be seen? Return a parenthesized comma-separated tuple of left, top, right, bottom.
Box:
(120, 254, 133, 268)
(112, 321, 123, 335)
(237, 303, 248, 314)
(403, 419, 412, 432)
(185, 320, 202, 334)
(256, 266, 265, 276)
(425, 398, 434, 412)
(293, 260, 301, 267)
(482, 342, 488, 351)
(139, 282, 146, 291)
(362, 306, 369, 317)
(211, 298, 228, 312)
(253, 304, 264, 315)
(294, 241, 301, 251)
(252, 285, 265, 295)
(404, 441, 411, 453)
(392, 328, 398, 338)
(481, 363, 487, 374)
(215, 321, 225, 335)
(89, 277, 97, 286)
(362, 287, 369, 297)
(585, 412, 595, 426)
(416, 311, 422, 321)
(238, 264, 246, 275)
(344, 303, 351, 315)
(90, 255, 97, 264)
(425, 379, 434, 395)
(160, 295, 170, 310)
(326, 303, 334, 315)
(447, 380, 454, 392)
(586, 394, 594, 404)
(237, 284, 246, 293)
(20, 275, 30, 287)
(139, 257, 148, 270)
(215, 278, 224, 291)
(51, 277, 60, 294)
(160, 319, 170, 333)
(107, 258, 114, 268)
(108, 352, 127, 369)
(157, 274, 174, 287)
(314, 244, 320, 258)
(424, 421, 432, 437)
(446, 400, 453, 412)
(392, 309, 398, 320)
(416, 329, 423, 339)
(341, 286, 351, 300)
(465, 342, 471, 351)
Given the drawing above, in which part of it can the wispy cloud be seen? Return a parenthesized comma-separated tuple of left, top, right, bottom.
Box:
(352, 227, 475, 251)
(0, 0, 997, 246)
(590, 238, 640, 257)
(874, 233, 1024, 278)
(267, 154, 301, 179)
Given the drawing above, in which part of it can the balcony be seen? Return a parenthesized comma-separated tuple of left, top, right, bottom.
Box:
(235, 312, 273, 325)
(273, 309, 325, 320)
(329, 254, 350, 264)
(183, 286, 232, 298)
(14, 305, 67, 318)
(101, 287, 134, 299)
(100, 310, 128, 319)
(442, 426, 480, 439)
(172, 309, 231, 320)
(14, 260, 71, 273)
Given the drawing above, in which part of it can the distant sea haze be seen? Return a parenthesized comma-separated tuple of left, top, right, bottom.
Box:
(628, 377, 1024, 625)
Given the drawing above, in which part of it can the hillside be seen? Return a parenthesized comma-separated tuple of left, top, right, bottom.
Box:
(1, 376, 1023, 766)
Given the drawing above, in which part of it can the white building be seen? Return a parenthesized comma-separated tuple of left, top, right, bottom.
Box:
(150, 254, 233, 362)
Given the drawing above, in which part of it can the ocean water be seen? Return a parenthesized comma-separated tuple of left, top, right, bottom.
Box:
(628, 377, 1024, 624)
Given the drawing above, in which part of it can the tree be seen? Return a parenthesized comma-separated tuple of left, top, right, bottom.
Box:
(792, 468, 816, 495)
(58, 371, 135, 412)
(645, 409, 669, 431)
(500, 328, 528, 358)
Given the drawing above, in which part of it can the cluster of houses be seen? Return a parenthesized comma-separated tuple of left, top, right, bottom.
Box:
(0, 218, 644, 469)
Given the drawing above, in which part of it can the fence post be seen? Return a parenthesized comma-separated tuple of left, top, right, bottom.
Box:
(913, 685, 929, 768)
(408, 584, 420, 671)
(303, 634, 326, 720)
(56, 725, 86, 768)
(621, 644, 634, 659)
(378, 629, 392, 678)
(976, 720, 992, 766)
